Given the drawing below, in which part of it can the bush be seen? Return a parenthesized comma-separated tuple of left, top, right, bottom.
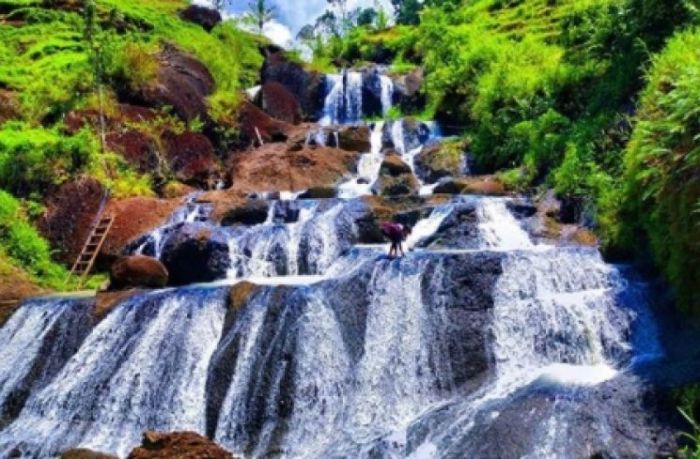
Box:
(622, 28, 700, 312)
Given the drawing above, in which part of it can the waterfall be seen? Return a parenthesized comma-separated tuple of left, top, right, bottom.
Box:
(0, 288, 227, 458)
(0, 197, 671, 458)
(338, 122, 386, 199)
(0, 297, 93, 428)
(380, 75, 394, 115)
(321, 71, 363, 126)
(133, 193, 211, 258)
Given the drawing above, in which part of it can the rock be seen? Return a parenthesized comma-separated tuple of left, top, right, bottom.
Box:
(433, 178, 468, 194)
(161, 225, 230, 285)
(380, 153, 412, 176)
(161, 130, 221, 189)
(392, 67, 425, 113)
(228, 144, 358, 194)
(60, 448, 117, 459)
(65, 104, 158, 135)
(506, 199, 538, 219)
(374, 154, 418, 196)
(195, 188, 248, 223)
(0, 269, 45, 328)
(383, 118, 431, 152)
(220, 200, 269, 226)
(161, 182, 196, 199)
(261, 81, 302, 124)
(39, 177, 106, 264)
(414, 140, 467, 183)
(93, 289, 142, 322)
(299, 186, 337, 199)
(418, 203, 481, 249)
(178, 5, 222, 31)
(237, 101, 292, 146)
(109, 255, 169, 290)
(361, 67, 391, 118)
(134, 44, 215, 122)
(261, 47, 326, 121)
(100, 197, 183, 263)
(105, 130, 160, 173)
(335, 125, 371, 152)
(127, 431, 236, 459)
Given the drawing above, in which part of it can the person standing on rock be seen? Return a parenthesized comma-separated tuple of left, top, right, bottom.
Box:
(380, 222, 412, 258)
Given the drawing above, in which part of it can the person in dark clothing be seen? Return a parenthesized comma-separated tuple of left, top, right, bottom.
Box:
(380, 222, 412, 258)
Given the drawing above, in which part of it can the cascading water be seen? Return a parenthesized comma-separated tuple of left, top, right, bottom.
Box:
(0, 196, 674, 458)
(337, 122, 386, 199)
(321, 71, 364, 126)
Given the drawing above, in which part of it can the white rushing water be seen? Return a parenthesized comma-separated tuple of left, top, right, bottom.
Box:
(321, 71, 364, 126)
(338, 122, 386, 199)
(0, 288, 227, 458)
(0, 197, 665, 458)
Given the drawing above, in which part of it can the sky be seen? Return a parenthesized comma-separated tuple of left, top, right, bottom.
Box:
(194, 0, 394, 47)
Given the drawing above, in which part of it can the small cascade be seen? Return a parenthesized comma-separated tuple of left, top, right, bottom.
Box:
(477, 198, 535, 251)
(379, 75, 394, 115)
(0, 297, 93, 427)
(321, 71, 364, 126)
(338, 121, 386, 198)
(133, 193, 212, 258)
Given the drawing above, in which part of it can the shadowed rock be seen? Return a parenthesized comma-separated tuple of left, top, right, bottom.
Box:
(179, 5, 221, 31)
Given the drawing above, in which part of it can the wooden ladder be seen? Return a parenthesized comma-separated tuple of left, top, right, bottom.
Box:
(66, 213, 114, 289)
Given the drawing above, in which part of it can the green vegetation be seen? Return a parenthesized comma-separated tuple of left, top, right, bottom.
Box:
(0, 0, 263, 289)
(0, 190, 67, 289)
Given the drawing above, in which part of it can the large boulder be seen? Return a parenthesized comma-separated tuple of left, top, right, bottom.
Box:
(161, 130, 221, 188)
(392, 67, 425, 113)
(362, 66, 391, 118)
(161, 224, 230, 285)
(261, 81, 302, 124)
(335, 125, 371, 152)
(418, 203, 481, 249)
(237, 101, 292, 146)
(228, 143, 359, 194)
(132, 44, 215, 122)
(373, 153, 419, 196)
(261, 47, 326, 121)
(39, 177, 106, 264)
(127, 431, 236, 459)
(178, 5, 221, 31)
(414, 139, 467, 183)
(105, 130, 160, 173)
(100, 197, 183, 263)
(220, 200, 269, 226)
(109, 255, 169, 290)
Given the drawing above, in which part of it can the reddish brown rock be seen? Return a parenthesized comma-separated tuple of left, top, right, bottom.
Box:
(127, 431, 236, 459)
(110, 255, 169, 290)
(335, 125, 371, 152)
(229, 144, 358, 194)
(106, 130, 160, 173)
(100, 197, 183, 262)
(261, 47, 327, 120)
(179, 5, 222, 31)
(39, 178, 107, 264)
(137, 44, 215, 122)
(262, 81, 302, 124)
(374, 154, 419, 196)
(196, 188, 248, 223)
(237, 101, 292, 146)
(64, 104, 158, 134)
(60, 448, 117, 459)
(161, 130, 221, 189)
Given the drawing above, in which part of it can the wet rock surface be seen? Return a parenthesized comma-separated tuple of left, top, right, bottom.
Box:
(418, 202, 481, 249)
(109, 255, 169, 290)
(161, 224, 230, 285)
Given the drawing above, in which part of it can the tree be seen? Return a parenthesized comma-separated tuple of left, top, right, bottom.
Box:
(246, 0, 276, 34)
(327, 0, 349, 32)
(391, 0, 423, 25)
(357, 7, 378, 27)
(211, 0, 232, 12)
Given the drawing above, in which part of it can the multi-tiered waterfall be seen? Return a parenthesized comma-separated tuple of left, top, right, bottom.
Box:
(0, 66, 682, 458)
(0, 195, 676, 458)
